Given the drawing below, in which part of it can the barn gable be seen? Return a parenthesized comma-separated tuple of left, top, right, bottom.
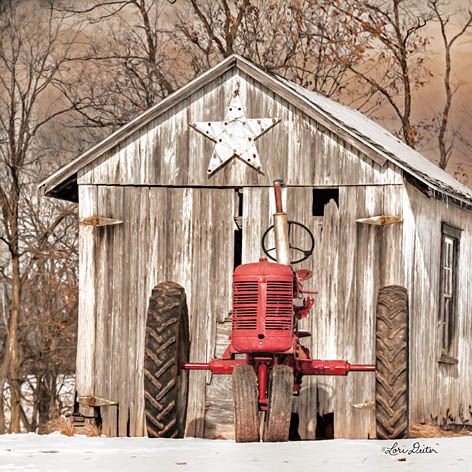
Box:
(39, 55, 472, 440)
(76, 69, 403, 189)
(37, 56, 429, 200)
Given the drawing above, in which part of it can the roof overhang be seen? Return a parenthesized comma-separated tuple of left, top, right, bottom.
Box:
(39, 54, 472, 209)
(39, 54, 240, 201)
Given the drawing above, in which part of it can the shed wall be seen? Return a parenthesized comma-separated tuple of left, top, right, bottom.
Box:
(74, 62, 472, 440)
(77, 185, 235, 437)
(403, 182, 472, 427)
(77, 182, 406, 439)
(77, 70, 402, 189)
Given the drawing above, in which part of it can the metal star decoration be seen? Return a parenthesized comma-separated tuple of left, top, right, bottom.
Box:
(190, 89, 279, 175)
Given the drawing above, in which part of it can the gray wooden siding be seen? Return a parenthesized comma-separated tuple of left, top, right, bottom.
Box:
(77, 69, 402, 189)
(403, 182, 472, 428)
(213, 184, 404, 439)
(77, 185, 235, 437)
(78, 182, 407, 439)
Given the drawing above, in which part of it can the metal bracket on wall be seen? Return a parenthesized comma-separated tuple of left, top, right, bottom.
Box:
(78, 395, 118, 407)
(356, 216, 403, 226)
(234, 216, 243, 230)
(79, 216, 123, 227)
(352, 401, 376, 410)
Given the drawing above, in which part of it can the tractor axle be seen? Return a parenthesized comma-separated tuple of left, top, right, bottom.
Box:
(182, 359, 375, 375)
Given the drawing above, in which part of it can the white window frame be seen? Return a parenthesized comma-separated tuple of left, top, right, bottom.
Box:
(438, 222, 462, 363)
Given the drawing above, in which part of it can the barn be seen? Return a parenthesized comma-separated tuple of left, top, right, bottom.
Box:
(40, 54, 472, 440)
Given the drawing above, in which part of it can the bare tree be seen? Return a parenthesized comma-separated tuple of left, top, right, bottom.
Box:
(428, 0, 472, 170)
(0, 0, 83, 432)
(177, 0, 369, 97)
(54, 0, 184, 130)
(326, 0, 434, 148)
(18, 191, 78, 433)
(55, 0, 371, 130)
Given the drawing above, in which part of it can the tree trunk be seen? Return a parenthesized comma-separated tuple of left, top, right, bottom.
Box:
(0, 341, 11, 433)
(0, 390, 5, 434)
(8, 254, 22, 433)
(38, 374, 56, 434)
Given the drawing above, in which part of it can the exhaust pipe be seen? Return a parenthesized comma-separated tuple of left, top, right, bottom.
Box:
(273, 180, 290, 266)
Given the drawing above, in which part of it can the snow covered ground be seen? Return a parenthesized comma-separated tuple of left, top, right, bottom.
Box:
(0, 434, 471, 472)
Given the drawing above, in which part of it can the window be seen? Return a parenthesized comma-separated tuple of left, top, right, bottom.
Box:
(312, 188, 339, 216)
(438, 223, 462, 362)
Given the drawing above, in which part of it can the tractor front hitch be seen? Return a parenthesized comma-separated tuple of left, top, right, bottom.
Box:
(181, 359, 375, 375)
(298, 359, 375, 376)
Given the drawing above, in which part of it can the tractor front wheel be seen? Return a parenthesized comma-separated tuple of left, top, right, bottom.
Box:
(232, 364, 260, 443)
(144, 282, 190, 438)
(263, 365, 293, 442)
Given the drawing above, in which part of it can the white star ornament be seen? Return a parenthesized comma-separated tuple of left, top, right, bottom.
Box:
(191, 94, 279, 175)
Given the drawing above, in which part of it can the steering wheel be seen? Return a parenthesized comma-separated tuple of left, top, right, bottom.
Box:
(261, 220, 315, 264)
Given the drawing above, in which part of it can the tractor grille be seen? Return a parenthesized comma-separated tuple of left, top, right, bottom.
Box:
(232, 281, 258, 330)
(266, 281, 293, 330)
(232, 280, 293, 332)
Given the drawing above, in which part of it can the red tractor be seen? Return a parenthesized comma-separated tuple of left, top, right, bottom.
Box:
(144, 181, 375, 442)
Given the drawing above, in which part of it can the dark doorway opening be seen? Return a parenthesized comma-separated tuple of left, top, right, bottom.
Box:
(234, 189, 243, 270)
(313, 188, 339, 216)
(289, 412, 301, 440)
(315, 412, 334, 439)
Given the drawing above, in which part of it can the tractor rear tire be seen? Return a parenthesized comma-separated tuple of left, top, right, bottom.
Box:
(375, 285, 409, 439)
(263, 365, 293, 442)
(144, 282, 190, 438)
(232, 364, 260, 443)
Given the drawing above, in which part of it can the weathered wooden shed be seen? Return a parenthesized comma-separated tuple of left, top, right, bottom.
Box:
(40, 54, 472, 440)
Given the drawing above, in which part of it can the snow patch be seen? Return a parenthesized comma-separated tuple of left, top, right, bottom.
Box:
(0, 434, 471, 472)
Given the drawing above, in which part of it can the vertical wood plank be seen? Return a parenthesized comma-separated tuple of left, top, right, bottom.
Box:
(203, 189, 235, 438)
(93, 186, 114, 435)
(116, 186, 132, 436)
(335, 186, 358, 438)
(352, 186, 383, 439)
(77, 186, 98, 401)
(133, 187, 150, 436)
(108, 186, 124, 436)
(126, 187, 140, 435)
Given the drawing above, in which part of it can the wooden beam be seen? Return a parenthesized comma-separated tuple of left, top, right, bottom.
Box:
(356, 215, 403, 226)
(79, 216, 123, 227)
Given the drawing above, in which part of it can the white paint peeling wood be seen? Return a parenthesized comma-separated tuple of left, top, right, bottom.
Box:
(79, 185, 236, 437)
(77, 186, 98, 408)
(314, 199, 339, 420)
(205, 320, 234, 439)
(353, 186, 382, 439)
(404, 181, 472, 428)
(77, 68, 403, 189)
(93, 186, 113, 433)
(117, 187, 132, 436)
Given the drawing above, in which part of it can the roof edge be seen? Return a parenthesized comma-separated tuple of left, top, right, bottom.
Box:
(39, 54, 240, 197)
(236, 58, 472, 206)
(40, 54, 472, 208)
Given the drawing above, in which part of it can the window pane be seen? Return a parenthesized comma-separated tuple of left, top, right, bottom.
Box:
(440, 231, 458, 356)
